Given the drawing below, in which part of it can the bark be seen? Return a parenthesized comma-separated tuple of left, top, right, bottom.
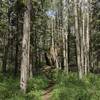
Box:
(74, 0, 83, 79)
(81, 0, 85, 75)
(14, 11, 19, 76)
(86, 0, 90, 73)
(29, 46, 33, 78)
(82, 0, 90, 75)
(20, 0, 31, 93)
(62, 0, 69, 73)
(14, 37, 19, 75)
(51, 16, 59, 68)
(2, 44, 8, 73)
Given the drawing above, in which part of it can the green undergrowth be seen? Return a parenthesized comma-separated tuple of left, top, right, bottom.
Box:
(0, 73, 49, 100)
(0, 71, 100, 100)
(51, 71, 100, 100)
(26, 75, 49, 100)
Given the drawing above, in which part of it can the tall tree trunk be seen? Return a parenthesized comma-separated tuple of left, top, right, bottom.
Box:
(82, 0, 90, 75)
(14, 11, 19, 76)
(81, 0, 85, 75)
(74, 0, 83, 79)
(62, 0, 69, 73)
(20, 0, 31, 93)
(51, 1, 59, 69)
(86, 0, 90, 73)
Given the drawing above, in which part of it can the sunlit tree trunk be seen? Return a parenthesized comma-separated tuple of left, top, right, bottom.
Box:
(20, 0, 31, 93)
(81, 0, 85, 75)
(82, 0, 90, 75)
(90, 0, 94, 71)
(74, 0, 83, 79)
(86, 0, 90, 73)
(62, 0, 69, 73)
(51, 0, 59, 69)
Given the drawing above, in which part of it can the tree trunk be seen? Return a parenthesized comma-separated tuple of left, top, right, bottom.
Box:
(2, 44, 8, 73)
(74, 0, 83, 79)
(81, 0, 85, 75)
(14, 12, 19, 76)
(20, 0, 31, 93)
(86, 0, 90, 73)
(62, 0, 69, 74)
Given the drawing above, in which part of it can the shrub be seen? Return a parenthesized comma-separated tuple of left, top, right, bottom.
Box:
(26, 90, 42, 100)
(28, 75, 49, 91)
(51, 72, 100, 100)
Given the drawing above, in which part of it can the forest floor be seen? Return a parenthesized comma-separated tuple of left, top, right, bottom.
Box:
(1, 73, 100, 100)
(42, 81, 55, 100)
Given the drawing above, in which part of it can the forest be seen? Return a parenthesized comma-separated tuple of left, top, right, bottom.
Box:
(0, 0, 100, 100)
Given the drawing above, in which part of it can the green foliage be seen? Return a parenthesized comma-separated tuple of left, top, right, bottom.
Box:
(26, 90, 42, 100)
(0, 74, 24, 100)
(26, 75, 49, 100)
(51, 71, 100, 100)
(28, 75, 49, 91)
(0, 74, 49, 100)
(14, 0, 25, 13)
(1, 72, 100, 100)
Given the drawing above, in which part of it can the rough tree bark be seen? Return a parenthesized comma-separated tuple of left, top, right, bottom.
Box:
(62, 0, 69, 74)
(74, 0, 83, 79)
(14, 8, 19, 76)
(86, 0, 90, 73)
(20, 0, 31, 93)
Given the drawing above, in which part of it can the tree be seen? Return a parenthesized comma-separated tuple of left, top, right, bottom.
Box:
(74, 0, 83, 79)
(62, 0, 69, 73)
(1, 0, 9, 73)
(20, 0, 31, 93)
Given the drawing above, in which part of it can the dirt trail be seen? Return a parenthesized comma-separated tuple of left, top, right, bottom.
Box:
(42, 82, 54, 100)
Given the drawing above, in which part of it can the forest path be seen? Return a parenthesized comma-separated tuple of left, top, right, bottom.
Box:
(41, 82, 55, 100)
